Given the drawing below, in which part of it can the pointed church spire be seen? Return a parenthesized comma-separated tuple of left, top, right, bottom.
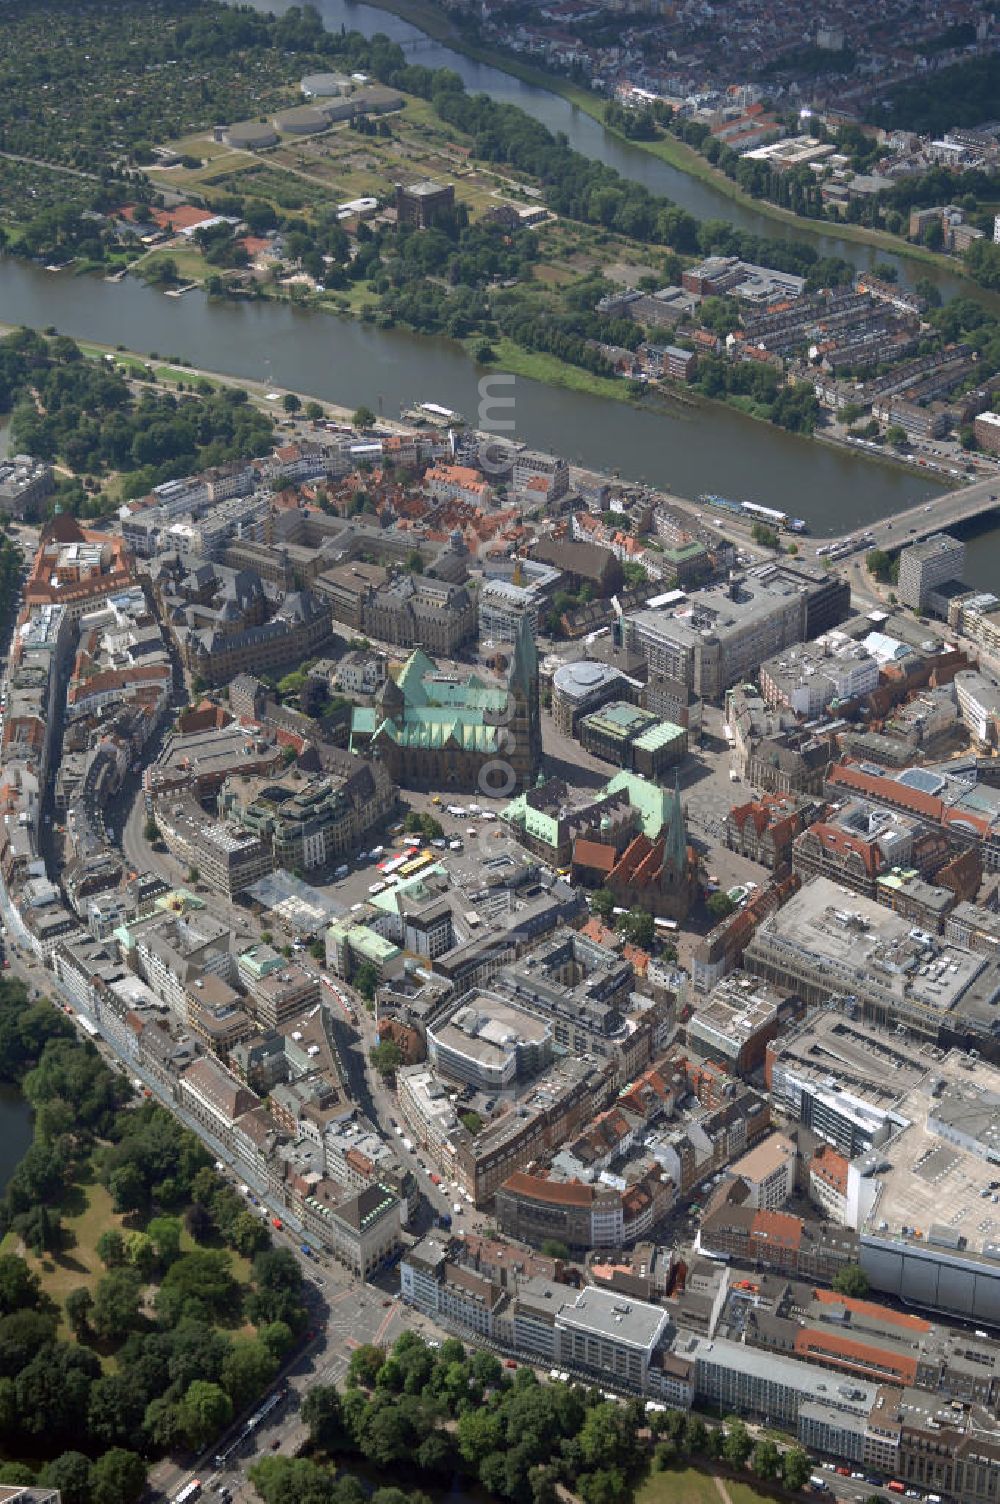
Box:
(665, 770, 687, 879)
(508, 610, 538, 695)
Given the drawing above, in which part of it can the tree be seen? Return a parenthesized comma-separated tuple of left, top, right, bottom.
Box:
(156, 1250, 241, 1325)
(187, 866, 201, 885)
(302, 1384, 347, 1451)
(89, 1449, 146, 1504)
(885, 423, 908, 448)
(460, 1110, 483, 1136)
(176, 1379, 233, 1450)
(369, 1039, 402, 1077)
(781, 1447, 813, 1492)
(220, 1339, 278, 1409)
(347, 1343, 385, 1389)
(143, 818, 160, 844)
(353, 405, 375, 429)
(246, 1247, 305, 1329)
(354, 962, 379, 1002)
(866, 547, 896, 583)
(751, 1439, 782, 1480)
(282, 393, 301, 414)
(540, 1239, 570, 1261)
(617, 909, 655, 948)
(921, 218, 945, 251)
(0, 1255, 41, 1314)
(707, 890, 736, 920)
(91, 1268, 143, 1343)
(88, 1372, 147, 1448)
(123, 1230, 156, 1278)
(40, 1451, 94, 1504)
(146, 1215, 182, 1268)
(683, 1414, 706, 1455)
(722, 1419, 753, 1468)
(590, 888, 615, 920)
(65, 1287, 94, 1342)
(751, 521, 781, 550)
(833, 1263, 870, 1298)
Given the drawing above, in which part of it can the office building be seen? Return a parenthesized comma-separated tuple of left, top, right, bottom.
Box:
(745, 875, 1000, 1053)
(427, 995, 553, 1091)
(728, 1132, 797, 1210)
(897, 534, 966, 611)
(478, 579, 540, 646)
(627, 568, 811, 701)
(577, 701, 687, 778)
(0, 454, 54, 519)
(551, 660, 635, 737)
(555, 1286, 670, 1389)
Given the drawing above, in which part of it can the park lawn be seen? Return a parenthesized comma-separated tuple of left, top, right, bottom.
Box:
(139, 244, 212, 285)
(322, 282, 379, 316)
(12, 1179, 127, 1352)
(635, 1465, 727, 1504)
(727, 1481, 784, 1504)
(637, 1467, 778, 1504)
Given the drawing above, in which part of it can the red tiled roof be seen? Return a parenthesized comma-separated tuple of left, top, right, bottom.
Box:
(501, 1171, 593, 1207)
(810, 1144, 849, 1196)
(811, 1286, 929, 1332)
(750, 1209, 801, 1249)
(573, 838, 616, 873)
(151, 204, 216, 232)
(793, 1328, 918, 1385)
(827, 763, 943, 821)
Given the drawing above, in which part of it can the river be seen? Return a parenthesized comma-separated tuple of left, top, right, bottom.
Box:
(0, 254, 942, 538)
(259, 0, 986, 304)
(0, 1085, 33, 1193)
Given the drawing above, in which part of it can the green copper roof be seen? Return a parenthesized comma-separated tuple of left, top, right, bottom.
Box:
(603, 770, 671, 839)
(396, 647, 437, 704)
(633, 720, 686, 753)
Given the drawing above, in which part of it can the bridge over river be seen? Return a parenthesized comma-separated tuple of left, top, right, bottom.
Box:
(830, 472, 1000, 554)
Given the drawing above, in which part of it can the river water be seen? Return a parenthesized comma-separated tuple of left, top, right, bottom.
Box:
(5, 0, 1000, 574)
(267, 0, 986, 303)
(0, 1084, 33, 1192)
(0, 254, 941, 537)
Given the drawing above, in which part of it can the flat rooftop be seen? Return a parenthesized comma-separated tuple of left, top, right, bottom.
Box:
(431, 995, 550, 1067)
(864, 1067, 1000, 1256)
(769, 1012, 940, 1113)
(556, 1284, 668, 1351)
(751, 876, 990, 1023)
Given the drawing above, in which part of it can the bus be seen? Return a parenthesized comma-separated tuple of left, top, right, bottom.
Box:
(400, 852, 435, 879)
(173, 1481, 202, 1504)
(379, 855, 408, 876)
(368, 881, 387, 896)
(654, 917, 678, 932)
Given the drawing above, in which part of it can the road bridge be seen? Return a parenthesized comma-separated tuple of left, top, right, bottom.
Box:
(829, 472, 1000, 554)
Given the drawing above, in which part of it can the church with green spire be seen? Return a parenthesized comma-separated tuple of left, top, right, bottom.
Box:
(350, 613, 542, 796)
(504, 766, 698, 921)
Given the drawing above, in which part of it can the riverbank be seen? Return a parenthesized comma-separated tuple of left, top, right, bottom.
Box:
(359, 0, 968, 281)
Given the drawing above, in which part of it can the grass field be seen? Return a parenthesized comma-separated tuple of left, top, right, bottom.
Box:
(1, 1178, 125, 1349)
(636, 1466, 777, 1504)
(480, 336, 636, 403)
